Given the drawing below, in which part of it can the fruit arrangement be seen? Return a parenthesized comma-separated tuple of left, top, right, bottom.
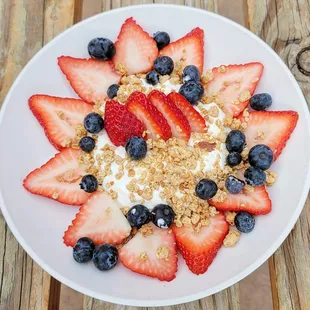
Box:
(23, 17, 299, 281)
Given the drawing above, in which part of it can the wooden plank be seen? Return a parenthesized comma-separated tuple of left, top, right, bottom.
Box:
(0, 1, 76, 309)
(248, 0, 310, 309)
(81, 1, 241, 308)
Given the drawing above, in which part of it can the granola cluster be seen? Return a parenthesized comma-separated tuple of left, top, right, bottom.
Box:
(75, 63, 277, 248)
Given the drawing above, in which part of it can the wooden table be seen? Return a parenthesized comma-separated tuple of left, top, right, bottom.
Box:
(0, 1, 309, 309)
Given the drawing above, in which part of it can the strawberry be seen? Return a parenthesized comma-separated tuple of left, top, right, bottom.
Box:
(105, 100, 145, 146)
(209, 186, 272, 215)
(63, 192, 131, 247)
(167, 92, 207, 133)
(126, 91, 172, 141)
(29, 95, 93, 150)
(172, 213, 228, 275)
(23, 148, 89, 205)
(119, 223, 178, 281)
(160, 28, 204, 74)
(58, 56, 120, 104)
(113, 17, 158, 75)
(203, 63, 264, 117)
(148, 90, 191, 141)
(241, 111, 299, 161)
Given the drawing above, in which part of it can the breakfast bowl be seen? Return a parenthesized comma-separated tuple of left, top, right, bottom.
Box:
(0, 4, 310, 307)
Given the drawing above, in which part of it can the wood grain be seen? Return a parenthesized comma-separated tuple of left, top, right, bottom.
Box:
(248, 0, 310, 309)
(81, 1, 241, 308)
(0, 1, 75, 309)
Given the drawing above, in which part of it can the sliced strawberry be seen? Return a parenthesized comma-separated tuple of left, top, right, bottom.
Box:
(105, 100, 145, 146)
(167, 92, 207, 133)
(241, 111, 298, 161)
(160, 28, 204, 74)
(119, 223, 178, 281)
(126, 91, 172, 141)
(172, 213, 228, 275)
(58, 56, 120, 104)
(29, 95, 92, 150)
(148, 90, 191, 141)
(204, 63, 264, 117)
(209, 186, 271, 215)
(23, 149, 89, 205)
(113, 17, 158, 75)
(64, 192, 131, 247)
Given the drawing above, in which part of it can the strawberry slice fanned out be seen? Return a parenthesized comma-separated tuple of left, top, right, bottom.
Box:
(172, 213, 228, 275)
(105, 100, 145, 146)
(209, 186, 272, 215)
(167, 92, 207, 133)
(29, 95, 92, 150)
(148, 90, 191, 141)
(126, 91, 172, 141)
(113, 17, 158, 75)
(23, 148, 89, 205)
(119, 223, 178, 281)
(58, 56, 120, 104)
(203, 63, 264, 117)
(160, 27, 204, 74)
(241, 110, 299, 161)
(64, 192, 131, 247)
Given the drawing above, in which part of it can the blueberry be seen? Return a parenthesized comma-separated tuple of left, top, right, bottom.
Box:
(195, 179, 218, 200)
(179, 81, 204, 105)
(80, 175, 98, 193)
(225, 176, 245, 194)
(84, 113, 104, 134)
(127, 204, 151, 228)
(88, 38, 116, 60)
(153, 31, 170, 50)
(146, 71, 159, 85)
(225, 130, 246, 153)
(73, 237, 95, 263)
(250, 93, 272, 111)
(182, 65, 200, 83)
(244, 166, 266, 186)
(92, 244, 118, 271)
(79, 136, 96, 153)
(107, 84, 120, 99)
(125, 136, 147, 160)
(235, 212, 255, 233)
(248, 144, 273, 170)
(226, 152, 242, 167)
(154, 56, 174, 75)
(151, 204, 175, 229)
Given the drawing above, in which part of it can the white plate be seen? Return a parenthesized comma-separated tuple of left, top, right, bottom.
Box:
(0, 4, 310, 307)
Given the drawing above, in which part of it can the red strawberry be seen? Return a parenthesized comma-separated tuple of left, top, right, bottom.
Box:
(29, 95, 93, 150)
(160, 28, 204, 74)
(209, 186, 272, 215)
(126, 91, 172, 141)
(204, 63, 264, 117)
(105, 100, 145, 146)
(172, 213, 228, 275)
(58, 56, 120, 104)
(64, 192, 131, 247)
(148, 90, 191, 141)
(113, 18, 158, 75)
(241, 111, 299, 161)
(23, 149, 89, 205)
(119, 223, 178, 281)
(167, 92, 207, 133)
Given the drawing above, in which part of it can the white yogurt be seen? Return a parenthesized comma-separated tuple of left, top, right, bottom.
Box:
(93, 80, 227, 209)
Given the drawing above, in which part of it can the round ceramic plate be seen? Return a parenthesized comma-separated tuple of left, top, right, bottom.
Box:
(0, 4, 310, 307)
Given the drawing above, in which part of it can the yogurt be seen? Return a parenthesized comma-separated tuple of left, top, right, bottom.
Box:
(93, 80, 227, 209)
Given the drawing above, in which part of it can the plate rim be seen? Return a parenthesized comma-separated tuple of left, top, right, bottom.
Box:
(1, 4, 310, 307)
